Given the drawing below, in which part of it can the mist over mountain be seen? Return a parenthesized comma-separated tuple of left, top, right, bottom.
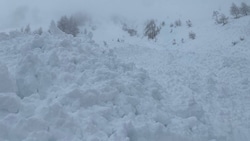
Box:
(0, 0, 244, 30)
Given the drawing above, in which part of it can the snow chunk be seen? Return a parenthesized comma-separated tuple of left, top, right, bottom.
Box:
(16, 54, 53, 98)
(0, 93, 21, 114)
(49, 20, 64, 35)
(0, 63, 16, 93)
(0, 32, 9, 41)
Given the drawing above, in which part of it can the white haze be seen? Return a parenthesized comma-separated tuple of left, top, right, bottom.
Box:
(0, 0, 246, 30)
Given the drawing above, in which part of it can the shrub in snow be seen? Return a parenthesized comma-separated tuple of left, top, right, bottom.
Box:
(186, 20, 192, 27)
(230, 3, 240, 19)
(161, 21, 165, 26)
(174, 19, 182, 27)
(181, 38, 184, 43)
(240, 2, 250, 16)
(240, 37, 245, 41)
(57, 15, 79, 37)
(213, 11, 229, 26)
(189, 31, 196, 40)
(232, 41, 238, 46)
(170, 23, 174, 27)
(144, 20, 161, 40)
(122, 24, 137, 37)
(172, 39, 176, 45)
(212, 10, 220, 23)
(103, 41, 108, 47)
(216, 14, 229, 26)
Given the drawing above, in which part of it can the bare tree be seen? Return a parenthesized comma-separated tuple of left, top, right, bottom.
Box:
(144, 20, 161, 40)
(230, 3, 240, 18)
(240, 2, 250, 16)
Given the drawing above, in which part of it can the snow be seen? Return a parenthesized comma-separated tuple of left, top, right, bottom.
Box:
(0, 31, 178, 141)
(114, 16, 250, 141)
(0, 1, 250, 141)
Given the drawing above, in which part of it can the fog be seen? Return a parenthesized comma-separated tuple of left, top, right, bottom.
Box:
(0, 0, 242, 31)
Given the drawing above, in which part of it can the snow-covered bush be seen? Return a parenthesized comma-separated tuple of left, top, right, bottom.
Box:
(217, 14, 229, 26)
(174, 19, 182, 27)
(57, 15, 79, 37)
(170, 23, 174, 27)
(230, 3, 240, 19)
(213, 11, 229, 26)
(122, 24, 137, 36)
(186, 20, 192, 27)
(232, 41, 238, 46)
(240, 2, 250, 16)
(240, 37, 245, 41)
(161, 21, 165, 26)
(144, 20, 161, 40)
(172, 39, 176, 45)
(181, 38, 184, 43)
(212, 11, 220, 20)
(189, 31, 196, 40)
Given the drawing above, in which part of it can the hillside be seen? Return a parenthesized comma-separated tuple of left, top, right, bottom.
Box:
(0, 1, 250, 141)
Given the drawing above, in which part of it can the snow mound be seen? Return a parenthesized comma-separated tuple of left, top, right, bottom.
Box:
(0, 33, 204, 141)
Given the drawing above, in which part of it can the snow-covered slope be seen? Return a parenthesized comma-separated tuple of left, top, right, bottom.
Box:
(0, 32, 205, 141)
(114, 16, 250, 141)
(0, 0, 250, 140)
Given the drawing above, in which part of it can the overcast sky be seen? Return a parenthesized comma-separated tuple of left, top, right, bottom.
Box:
(0, 0, 243, 31)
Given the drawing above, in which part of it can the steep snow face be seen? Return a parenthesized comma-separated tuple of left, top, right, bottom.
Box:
(0, 32, 208, 141)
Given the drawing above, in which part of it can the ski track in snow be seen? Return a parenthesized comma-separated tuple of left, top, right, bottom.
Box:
(0, 13, 250, 141)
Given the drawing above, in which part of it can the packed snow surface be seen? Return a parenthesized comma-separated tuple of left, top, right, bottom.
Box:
(0, 11, 250, 141)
